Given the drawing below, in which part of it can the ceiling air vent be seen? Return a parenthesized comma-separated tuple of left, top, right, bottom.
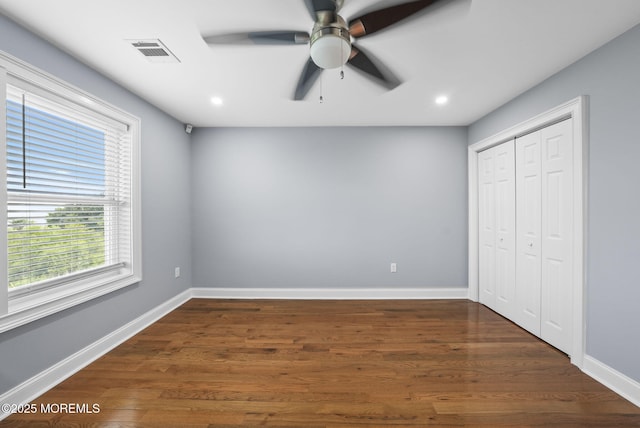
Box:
(129, 39, 180, 63)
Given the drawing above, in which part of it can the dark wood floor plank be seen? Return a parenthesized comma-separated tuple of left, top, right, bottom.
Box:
(2, 299, 639, 427)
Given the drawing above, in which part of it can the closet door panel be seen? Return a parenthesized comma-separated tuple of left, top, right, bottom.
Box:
(515, 132, 542, 335)
(493, 142, 516, 319)
(478, 149, 496, 308)
(540, 119, 573, 354)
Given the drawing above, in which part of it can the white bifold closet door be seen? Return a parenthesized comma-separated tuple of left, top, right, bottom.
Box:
(514, 131, 542, 335)
(478, 140, 516, 320)
(478, 118, 573, 355)
(515, 119, 573, 353)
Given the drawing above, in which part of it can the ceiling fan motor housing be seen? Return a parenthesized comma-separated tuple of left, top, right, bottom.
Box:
(309, 13, 351, 69)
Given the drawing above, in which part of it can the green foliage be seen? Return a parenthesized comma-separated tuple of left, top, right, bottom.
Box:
(46, 205, 104, 231)
(8, 205, 106, 289)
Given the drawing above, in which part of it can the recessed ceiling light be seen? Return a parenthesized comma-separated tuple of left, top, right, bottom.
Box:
(435, 95, 449, 105)
(211, 96, 224, 106)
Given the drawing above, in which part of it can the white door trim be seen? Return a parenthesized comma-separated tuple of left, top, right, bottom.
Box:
(468, 96, 588, 369)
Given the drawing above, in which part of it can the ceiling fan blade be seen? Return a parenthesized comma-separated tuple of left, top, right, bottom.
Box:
(294, 57, 323, 100)
(347, 45, 401, 90)
(204, 31, 310, 46)
(349, 0, 442, 38)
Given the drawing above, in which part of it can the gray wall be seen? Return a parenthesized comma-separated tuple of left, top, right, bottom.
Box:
(191, 127, 468, 289)
(469, 24, 640, 382)
(0, 15, 192, 393)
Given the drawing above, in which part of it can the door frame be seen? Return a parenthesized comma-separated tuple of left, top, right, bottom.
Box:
(468, 96, 588, 368)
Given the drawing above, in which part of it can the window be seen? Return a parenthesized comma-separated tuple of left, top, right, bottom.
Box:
(0, 51, 141, 332)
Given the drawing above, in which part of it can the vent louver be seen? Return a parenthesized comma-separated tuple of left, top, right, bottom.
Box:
(128, 39, 180, 63)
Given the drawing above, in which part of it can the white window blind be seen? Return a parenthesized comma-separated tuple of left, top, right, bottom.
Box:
(5, 83, 132, 295)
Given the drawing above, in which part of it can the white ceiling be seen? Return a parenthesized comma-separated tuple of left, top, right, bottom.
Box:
(1, 0, 640, 127)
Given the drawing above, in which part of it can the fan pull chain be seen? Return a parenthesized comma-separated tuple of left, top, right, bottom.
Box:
(319, 73, 324, 104)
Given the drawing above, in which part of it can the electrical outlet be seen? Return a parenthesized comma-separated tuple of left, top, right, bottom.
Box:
(174, 267, 181, 278)
(390, 263, 397, 273)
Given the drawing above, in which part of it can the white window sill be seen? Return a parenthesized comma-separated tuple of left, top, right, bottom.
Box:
(1, 272, 141, 334)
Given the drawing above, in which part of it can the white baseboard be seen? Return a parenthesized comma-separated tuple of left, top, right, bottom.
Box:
(0, 289, 192, 421)
(191, 287, 469, 300)
(583, 355, 640, 407)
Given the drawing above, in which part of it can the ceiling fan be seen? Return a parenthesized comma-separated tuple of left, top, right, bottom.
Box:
(203, 0, 446, 100)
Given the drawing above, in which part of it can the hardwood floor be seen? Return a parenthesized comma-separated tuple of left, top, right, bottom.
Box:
(3, 299, 640, 427)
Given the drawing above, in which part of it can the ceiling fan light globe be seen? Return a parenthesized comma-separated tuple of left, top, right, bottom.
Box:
(310, 34, 351, 69)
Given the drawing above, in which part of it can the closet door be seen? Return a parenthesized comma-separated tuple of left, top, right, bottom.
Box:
(478, 148, 497, 307)
(478, 141, 515, 316)
(493, 142, 516, 319)
(540, 119, 573, 353)
(515, 132, 542, 336)
(515, 119, 573, 354)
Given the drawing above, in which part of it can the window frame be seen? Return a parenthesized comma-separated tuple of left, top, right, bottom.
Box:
(0, 50, 142, 333)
